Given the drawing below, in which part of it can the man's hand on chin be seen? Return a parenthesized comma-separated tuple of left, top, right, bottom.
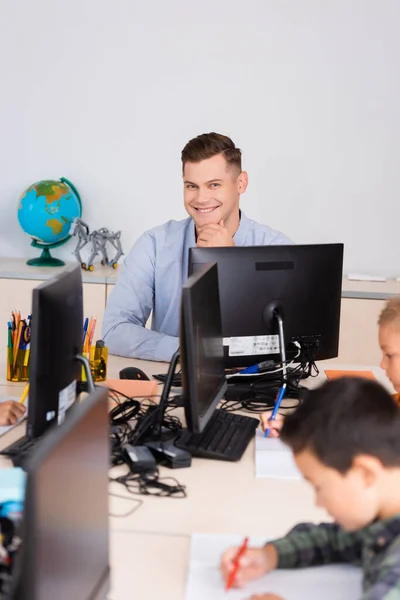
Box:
(196, 220, 234, 247)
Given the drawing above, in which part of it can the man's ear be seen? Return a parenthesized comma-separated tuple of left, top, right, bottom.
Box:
(351, 455, 383, 487)
(237, 171, 248, 194)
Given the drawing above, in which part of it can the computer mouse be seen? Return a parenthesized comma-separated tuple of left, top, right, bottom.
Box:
(119, 366, 150, 381)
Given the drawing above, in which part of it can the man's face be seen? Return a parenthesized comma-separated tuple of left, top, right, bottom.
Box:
(295, 449, 380, 531)
(379, 323, 400, 392)
(183, 154, 247, 229)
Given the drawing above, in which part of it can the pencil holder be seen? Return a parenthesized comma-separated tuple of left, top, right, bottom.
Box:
(81, 341, 108, 383)
(7, 348, 30, 382)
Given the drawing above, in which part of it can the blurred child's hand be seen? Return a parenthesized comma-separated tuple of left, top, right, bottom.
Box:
(259, 411, 285, 437)
(0, 401, 26, 426)
(248, 595, 285, 600)
(220, 544, 278, 588)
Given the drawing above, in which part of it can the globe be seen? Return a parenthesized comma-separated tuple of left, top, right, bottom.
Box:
(18, 178, 82, 267)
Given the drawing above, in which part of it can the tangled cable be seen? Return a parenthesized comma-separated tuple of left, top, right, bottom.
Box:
(108, 388, 186, 500)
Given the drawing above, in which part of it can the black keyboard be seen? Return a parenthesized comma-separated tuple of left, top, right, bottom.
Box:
(153, 373, 182, 387)
(0, 435, 41, 466)
(175, 409, 259, 462)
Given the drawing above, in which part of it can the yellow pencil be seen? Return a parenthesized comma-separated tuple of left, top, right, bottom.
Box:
(19, 383, 29, 404)
(12, 321, 23, 368)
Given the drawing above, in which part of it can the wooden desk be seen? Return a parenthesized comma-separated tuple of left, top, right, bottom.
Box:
(0, 357, 328, 539)
(0, 356, 393, 599)
(109, 532, 189, 600)
(2, 354, 390, 538)
(107, 359, 392, 537)
(106, 357, 392, 598)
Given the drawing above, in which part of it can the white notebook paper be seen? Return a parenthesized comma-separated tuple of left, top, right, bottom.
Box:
(255, 429, 301, 479)
(185, 534, 362, 600)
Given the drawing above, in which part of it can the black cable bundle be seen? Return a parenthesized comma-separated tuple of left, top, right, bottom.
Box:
(110, 469, 186, 499)
(108, 389, 186, 499)
(222, 376, 302, 414)
(221, 343, 319, 414)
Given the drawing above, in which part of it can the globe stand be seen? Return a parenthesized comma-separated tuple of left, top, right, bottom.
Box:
(27, 248, 65, 267)
(27, 240, 66, 267)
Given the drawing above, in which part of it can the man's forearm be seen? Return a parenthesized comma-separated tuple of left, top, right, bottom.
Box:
(104, 322, 179, 362)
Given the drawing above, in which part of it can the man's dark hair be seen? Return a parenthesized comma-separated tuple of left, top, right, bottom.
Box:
(181, 132, 242, 173)
(280, 377, 400, 474)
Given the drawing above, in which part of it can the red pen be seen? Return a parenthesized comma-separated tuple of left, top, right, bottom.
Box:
(225, 536, 249, 592)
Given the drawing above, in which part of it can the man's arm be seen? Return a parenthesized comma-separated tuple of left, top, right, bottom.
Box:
(102, 232, 179, 362)
(270, 522, 364, 569)
(270, 231, 293, 245)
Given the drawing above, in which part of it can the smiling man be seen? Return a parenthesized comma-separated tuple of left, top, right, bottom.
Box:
(102, 133, 292, 361)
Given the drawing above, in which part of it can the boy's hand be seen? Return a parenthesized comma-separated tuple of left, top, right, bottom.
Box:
(220, 544, 278, 588)
(248, 595, 285, 600)
(0, 401, 26, 426)
(196, 220, 234, 247)
(259, 411, 285, 437)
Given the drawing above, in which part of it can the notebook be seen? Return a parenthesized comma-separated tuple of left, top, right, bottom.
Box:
(255, 429, 301, 479)
(185, 533, 362, 600)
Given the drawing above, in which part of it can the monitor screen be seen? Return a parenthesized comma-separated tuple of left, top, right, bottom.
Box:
(11, 387, 110, 600)
(189, 244, 344, 368)
(180, 262, 227, 433)
(27, 264, 83, 439)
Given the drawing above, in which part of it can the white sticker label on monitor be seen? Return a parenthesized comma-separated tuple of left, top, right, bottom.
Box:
(224, 335, 280, 357)
(58, 381, 77, 425)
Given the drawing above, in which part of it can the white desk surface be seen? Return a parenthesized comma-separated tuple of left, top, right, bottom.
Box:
(0, 257, 116, 284)
(0, 353, 393, 599)
(342, 276, 400, 300)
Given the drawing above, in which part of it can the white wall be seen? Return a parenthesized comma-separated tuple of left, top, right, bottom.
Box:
(1, 0, 399, 275)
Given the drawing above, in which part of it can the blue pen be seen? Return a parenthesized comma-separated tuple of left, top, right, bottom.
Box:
(264, 383, 287, 438)
(82, 317, 89, 344)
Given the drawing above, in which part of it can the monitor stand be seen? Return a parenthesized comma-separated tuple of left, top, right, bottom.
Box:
(137, 350, 192, 467)
(274, 310, 287, 384)
(151, 349, 181, 439)
(139, 350, 182, 444)
(263, 301, 288, 385)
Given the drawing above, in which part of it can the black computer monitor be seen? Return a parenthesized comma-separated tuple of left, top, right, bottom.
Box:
(179, 262, 227, 433)
(27, 264, 91, 439)
(189, 244, 344, 368)
(9, 387, 110, 600)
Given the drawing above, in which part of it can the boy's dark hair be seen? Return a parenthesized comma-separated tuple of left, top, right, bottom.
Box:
(280, 377, 400, 474)
(181, 132, 242, 173)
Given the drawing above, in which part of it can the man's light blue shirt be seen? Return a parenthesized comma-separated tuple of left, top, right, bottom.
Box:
(102, 212, 292, 362)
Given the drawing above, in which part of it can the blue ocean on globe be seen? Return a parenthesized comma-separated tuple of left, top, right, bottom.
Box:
(18, 179, 82, 245)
